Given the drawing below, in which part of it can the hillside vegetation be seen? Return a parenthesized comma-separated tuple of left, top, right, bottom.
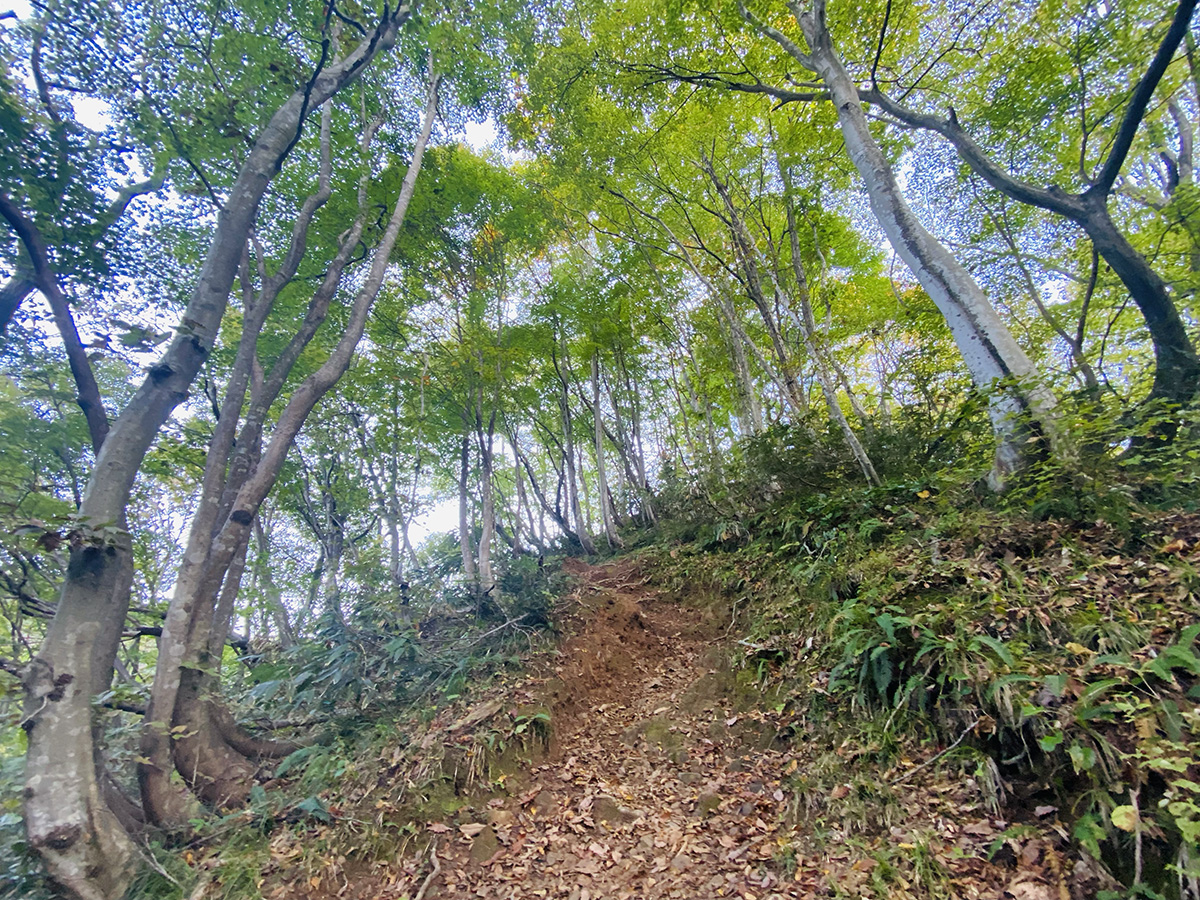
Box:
(3, 0, 1200, 898)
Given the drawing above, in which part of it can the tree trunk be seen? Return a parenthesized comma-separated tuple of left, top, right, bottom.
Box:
(139, 64, 435, 833)
(855, 0, 1200, 407)
(554, 339, 597, 554)
(458, 429, 479, 588)
(23, 12, 414, 893)
(777, 162, 881, 485)
(714, 297, 764, 435)
(476, 404, 497, 598)
(1078, 195, 1199, 405)
(780, 3, 1058, 486)
(704, 158, 809, 418)
(591, 352, 623, 548)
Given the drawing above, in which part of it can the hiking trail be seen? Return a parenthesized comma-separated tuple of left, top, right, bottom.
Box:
(422, 557, 806, 900)
(270, 558, 1066, 900)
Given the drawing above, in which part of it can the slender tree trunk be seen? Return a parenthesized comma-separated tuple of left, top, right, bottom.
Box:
(22, 12, 413, 893)
(459, 429, 479, 589)
(704, 157, 809, 418)
(554, 339, 597, 555)
(139, 65, 436, 832)
(591, 352, 623, 548)
(670, 357, 703, 463)
(476, 403, 497, 598)
(714, 297, 764, 435)
(777, 163, 881, 485)
(767, 3, 1058, 485)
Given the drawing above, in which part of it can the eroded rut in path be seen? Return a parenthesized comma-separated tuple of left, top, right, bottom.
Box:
(426, 558, 805, 900)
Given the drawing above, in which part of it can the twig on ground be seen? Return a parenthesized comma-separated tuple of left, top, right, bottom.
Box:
(135, 837, 184, 888)
(889, 718, 979, 787)
(414, 839, 440, 900)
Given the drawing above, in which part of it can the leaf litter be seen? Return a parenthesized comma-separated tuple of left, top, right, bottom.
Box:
(259, 556, 1104, 899)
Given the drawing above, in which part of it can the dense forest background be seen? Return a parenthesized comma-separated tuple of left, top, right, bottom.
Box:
(3, 0, 1200, 897)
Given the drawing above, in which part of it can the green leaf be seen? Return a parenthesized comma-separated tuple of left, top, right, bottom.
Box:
(1038, 733, 1063, 752)
(1110, 805, 1138, 833)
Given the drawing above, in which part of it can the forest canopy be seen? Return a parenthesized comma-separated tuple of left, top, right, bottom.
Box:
(2, 0, 1199, 897)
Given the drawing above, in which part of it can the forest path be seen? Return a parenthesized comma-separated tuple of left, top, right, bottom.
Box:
(425, 557, 809, 900)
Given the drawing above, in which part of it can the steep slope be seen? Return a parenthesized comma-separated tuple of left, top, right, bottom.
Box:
(257, 556, 1083, 900)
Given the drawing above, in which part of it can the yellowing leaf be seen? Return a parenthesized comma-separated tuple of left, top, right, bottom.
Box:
(1110, 805, 1138, 832)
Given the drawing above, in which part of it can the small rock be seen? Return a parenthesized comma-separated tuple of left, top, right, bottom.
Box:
(696, 792, 722, 815)
(468, 825, 500, 864)
(487, 808, 516, 828)
(669, 852, 693, 872)
(593, 795, 638, 824)
(678, 772, 703, 785)
(532, 790, 556, 817)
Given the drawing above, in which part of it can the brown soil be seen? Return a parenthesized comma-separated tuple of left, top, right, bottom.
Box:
(263, 557, 1085, 900)
(414, 557, 808, 900)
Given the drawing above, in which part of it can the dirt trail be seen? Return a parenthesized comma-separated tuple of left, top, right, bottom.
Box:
(426, 558, 806, 900)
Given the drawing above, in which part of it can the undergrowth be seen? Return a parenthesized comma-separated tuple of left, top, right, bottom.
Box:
(645, 400, 1200, 898)
(0, 551, 562, 900)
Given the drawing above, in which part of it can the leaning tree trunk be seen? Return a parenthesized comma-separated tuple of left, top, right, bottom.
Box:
(777, 162, 881, 485)
(139, 67, 436, 831)
(1078, 195, 1200, 405)
(766, 1, 1058, 486)
(22, 10, 412, 896)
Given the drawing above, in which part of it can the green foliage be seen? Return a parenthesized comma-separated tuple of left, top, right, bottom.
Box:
(0, 751, 54, 900)
(647, 403, 1200, 895)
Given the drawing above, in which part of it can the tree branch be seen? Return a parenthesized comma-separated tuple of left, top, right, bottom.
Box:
(738, 0, 815, 71)
(0, 191, 110, 451)
(1091, 0, 1198, 194)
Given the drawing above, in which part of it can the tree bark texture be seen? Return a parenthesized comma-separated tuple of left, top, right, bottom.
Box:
(751, 0, 1058, 485)
(139, 66, 436, 831)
